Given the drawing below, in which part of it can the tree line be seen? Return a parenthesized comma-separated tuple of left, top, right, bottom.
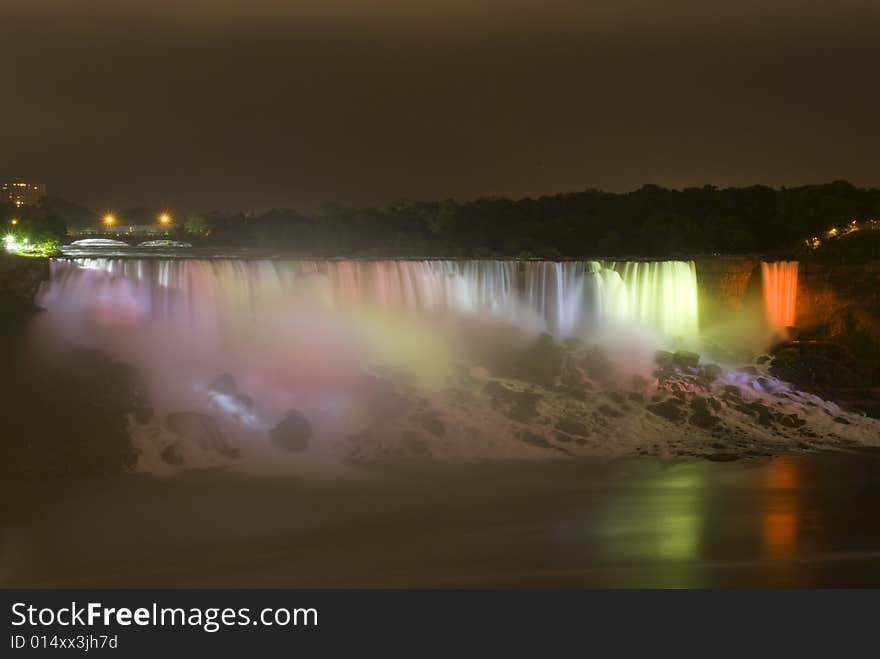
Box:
(28, 180, 880, 257)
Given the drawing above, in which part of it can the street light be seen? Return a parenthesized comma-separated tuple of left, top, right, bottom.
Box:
(9, 218, 17, 225)
(103, 214, 116, 226)
(159, 212, 171, 225)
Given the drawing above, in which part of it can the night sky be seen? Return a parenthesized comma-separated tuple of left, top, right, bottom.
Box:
(3, 1, 879, 210)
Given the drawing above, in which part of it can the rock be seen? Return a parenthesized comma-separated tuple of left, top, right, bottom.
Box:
(700, 363, 723, 382)
(482, 380, 542, 420)
(833, 416, 850, 424)
(482, 380, 511, 398)
(555, 417, 589, 437)
(133, 404, 154, 425)
(361, 371, 412, 420)
(269, 409, 313, 452)
(690, 410, 720, 429)
(732, 401, 774, 426)
(561, 364, 590, 387)
(468, 366, 490, 383)
(160, 443, 184, 466)
(706, 452, 739, 462)
(655, 350, 675, 367)
(207, 373, 256, 417)
(400, 431, 430, 457)
(580, 346, 613, 382)
(598, 404, 623, 418)
(779, 414, 806, 428)
(673, 350, 700, 368)
(517, 430, 553, 449)
(647, 400, 688, 422)
(631, 373, 651, 390)
(562, 337, 583, 351)
(516, 333, 565, 385)
(419, 411, 446, 437)
(165, 412, 238, 458)
(828, 363, 864, 387)
(209, 373, 238, 396)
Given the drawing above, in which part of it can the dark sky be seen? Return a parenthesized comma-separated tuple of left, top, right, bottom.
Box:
(2, 1, 879, 211)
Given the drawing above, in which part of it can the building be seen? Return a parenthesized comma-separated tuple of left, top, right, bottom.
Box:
(0, 181, 47, 208)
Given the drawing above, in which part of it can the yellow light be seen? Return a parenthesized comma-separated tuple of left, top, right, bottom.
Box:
(10, 218, 17, 225)
(159, 213, 171, 225)
(103, 214, 116, 226)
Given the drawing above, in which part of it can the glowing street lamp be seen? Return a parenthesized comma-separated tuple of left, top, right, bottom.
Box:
(10, 218, 18, 226)
(103, 214, 116, 226)
(159, 212, 172, 225)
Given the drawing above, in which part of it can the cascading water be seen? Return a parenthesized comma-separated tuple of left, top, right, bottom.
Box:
(40, 258, 700, 342)
(31, 255, 879, 471)
(522, 260, 699, 340)
(761, 261, 799, 332)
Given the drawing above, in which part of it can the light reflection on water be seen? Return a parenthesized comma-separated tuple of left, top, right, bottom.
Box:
(761, 457, 800, 560)
(6, 454, 877, 587)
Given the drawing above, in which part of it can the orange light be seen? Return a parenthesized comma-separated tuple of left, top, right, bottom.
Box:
(159, 213, 171, 225)
(103, 214, 116, 226)
(10, 218, 18, 225)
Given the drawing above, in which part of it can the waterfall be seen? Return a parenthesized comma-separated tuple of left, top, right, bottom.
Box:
(761, 261, 799, 331)
(39, 258, 700, 342)
(521, 260, 699, 340)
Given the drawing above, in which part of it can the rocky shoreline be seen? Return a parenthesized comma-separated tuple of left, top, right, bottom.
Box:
(124, 331, 880, 474)
(0, 254, 49, 317)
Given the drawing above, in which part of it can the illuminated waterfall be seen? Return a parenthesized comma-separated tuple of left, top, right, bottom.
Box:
(522, 260, 699, 340)
(39, 258, 700, 342)
(761, 261, 799, 331)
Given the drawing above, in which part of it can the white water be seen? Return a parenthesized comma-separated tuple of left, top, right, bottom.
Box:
(40, 258, 700, 342)
(30, 257, 880, 473)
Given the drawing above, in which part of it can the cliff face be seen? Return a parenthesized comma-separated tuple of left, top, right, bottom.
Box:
(693, 256, 880, 335)
(797, 261, 880, 330)
(693, 256, 762, 323)
(0, 254, 50, 317)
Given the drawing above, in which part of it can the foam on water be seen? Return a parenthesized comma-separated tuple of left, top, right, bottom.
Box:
(32, 256, 878, 474)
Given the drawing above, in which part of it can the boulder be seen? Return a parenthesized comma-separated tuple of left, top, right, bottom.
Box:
(673, 350, 701, 369)
(555, 417, 589, 437)
(517, 430, 553, 449)
(689, 410, 720, 429)
(165, 412, 238, 458)
(400, 431, 430, 457)
(700, 363, 724, 382)
(647, 400, 688, 422)
(419, 411, 446, 437)
(580, 346, 613, 381)
(516, 333, 565, 385)
(269, 409, 313, 452)
(207, 373, 256, 415)
(160, 443, 184, 466)
(655, 350, 675, 367)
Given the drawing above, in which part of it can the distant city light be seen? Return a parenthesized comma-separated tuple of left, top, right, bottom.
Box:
(103, 214, 116, 226)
